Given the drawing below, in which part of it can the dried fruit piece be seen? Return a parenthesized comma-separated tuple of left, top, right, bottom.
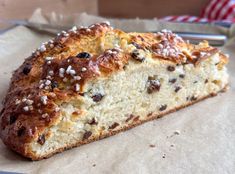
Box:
(83, 131, 92, 140)
(175, 86, 181, 93)
(190, 96, 197, 101)
(131, 50, 145, 62)
(109, 122, 119, 129)
(179, 74, 185, 78)
(92, 93, 104, 102)
(51, 81, 58, 89)
(22, 64, 32, 75)
(38, 134, 46, 145)
(167, 66, 175, 72)
(88, 118, 98, 125)
(159, 105, 167, 111)
(169, 78, 177, 84)
(76, 52, 91, 58)
(147, 77, 161, 94)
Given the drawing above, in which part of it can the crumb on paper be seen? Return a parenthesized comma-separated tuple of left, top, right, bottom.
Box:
(167, 130, 181, 138)
(92, 164, 96, 167)
(162, 154, 166, 158)
(174, 130, 180, 135)
(149, 144, 156, 148)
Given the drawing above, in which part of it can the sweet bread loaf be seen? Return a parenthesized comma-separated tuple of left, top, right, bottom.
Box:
(0, 22, 229, 160)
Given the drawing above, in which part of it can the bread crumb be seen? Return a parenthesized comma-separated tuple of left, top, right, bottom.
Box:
(174, 130, 180, 135)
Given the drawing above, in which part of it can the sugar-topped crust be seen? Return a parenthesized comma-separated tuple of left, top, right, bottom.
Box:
(0, 22, 229, 159)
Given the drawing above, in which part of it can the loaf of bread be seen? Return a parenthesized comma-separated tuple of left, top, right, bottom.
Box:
(0, 22, 229, 160)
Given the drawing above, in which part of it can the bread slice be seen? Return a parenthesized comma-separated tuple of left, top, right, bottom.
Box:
(0, 22, 229, 160)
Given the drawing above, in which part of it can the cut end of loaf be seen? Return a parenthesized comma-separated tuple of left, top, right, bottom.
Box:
(30, 52, 228, 160)
(0, 22, 229, 160)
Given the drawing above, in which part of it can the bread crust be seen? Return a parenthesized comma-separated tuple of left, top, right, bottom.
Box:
(0, 22, 229, 160)
(7, 87, 228, 160)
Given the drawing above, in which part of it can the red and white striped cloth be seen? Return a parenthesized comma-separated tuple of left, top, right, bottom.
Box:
(160, 0, 235, 23)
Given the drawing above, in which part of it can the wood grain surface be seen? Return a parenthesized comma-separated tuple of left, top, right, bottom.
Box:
(99, 0, 210, 18)
(0, 0, 210, 29)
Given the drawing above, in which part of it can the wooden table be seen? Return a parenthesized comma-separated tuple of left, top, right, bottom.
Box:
(0, 0, 209, 29)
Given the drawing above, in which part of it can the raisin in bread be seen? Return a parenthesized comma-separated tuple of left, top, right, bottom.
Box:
(0, 22, 229, 160)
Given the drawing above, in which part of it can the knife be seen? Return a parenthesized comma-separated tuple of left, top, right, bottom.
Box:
(0, 171, 23, 174)
(0, 19, 227, 46)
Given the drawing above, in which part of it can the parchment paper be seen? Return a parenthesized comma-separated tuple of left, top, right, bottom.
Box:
(0, 9, 235, 174)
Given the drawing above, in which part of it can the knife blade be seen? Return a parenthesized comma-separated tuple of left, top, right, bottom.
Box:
(0, 19, 227, 46)
(0, 171, 23, 174)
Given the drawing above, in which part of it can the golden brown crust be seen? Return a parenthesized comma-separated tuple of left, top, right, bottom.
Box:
(0, 22, 229, 160)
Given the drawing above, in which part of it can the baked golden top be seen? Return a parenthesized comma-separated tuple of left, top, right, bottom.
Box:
(0, 22, 228, 154)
